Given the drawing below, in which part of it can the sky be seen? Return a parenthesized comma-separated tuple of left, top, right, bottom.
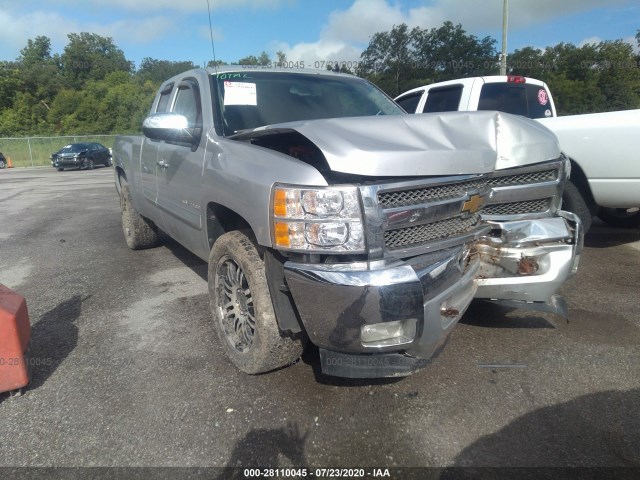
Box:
(0, 0, 639, 69)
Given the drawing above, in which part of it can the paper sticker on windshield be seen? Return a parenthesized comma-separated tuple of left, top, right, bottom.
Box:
(224, 81, 257, 106)
(538, 89, 549, 106)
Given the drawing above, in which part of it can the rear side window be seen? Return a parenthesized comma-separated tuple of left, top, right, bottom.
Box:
(423, 86, 463, 113)
(478, 83, 552, 119)
(396, 92, 423, 113)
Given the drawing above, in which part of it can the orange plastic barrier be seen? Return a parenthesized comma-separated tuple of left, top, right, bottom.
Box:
(0, 285, 31, 393)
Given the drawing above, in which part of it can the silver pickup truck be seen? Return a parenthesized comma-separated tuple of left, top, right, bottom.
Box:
(113, 67, 583, 378)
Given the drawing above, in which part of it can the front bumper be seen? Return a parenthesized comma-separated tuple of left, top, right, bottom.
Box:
(283, 212, 582, 378)
(54, 157, 82, 168)
(285, 245, 479, 377)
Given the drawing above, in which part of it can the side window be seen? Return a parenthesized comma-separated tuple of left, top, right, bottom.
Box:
(423, 85, 463, 113)
(172, 81, 201, 126)
(395, 92, 423, 113)
(155, 84, 173, 113)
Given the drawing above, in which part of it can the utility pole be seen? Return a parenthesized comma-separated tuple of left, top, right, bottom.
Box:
(500, 0, 509, 75)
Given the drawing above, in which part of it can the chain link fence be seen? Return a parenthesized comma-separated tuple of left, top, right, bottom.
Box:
(0, 135, 118, 168)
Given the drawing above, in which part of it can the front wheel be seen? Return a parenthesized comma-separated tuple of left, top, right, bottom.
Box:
(208, 231, 304, 374)
(598, 208, 640, 229)
(86, 158, 94, 170)
(562, 180, 592, 233)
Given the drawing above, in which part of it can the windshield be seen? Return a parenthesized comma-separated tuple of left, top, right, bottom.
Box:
(212, 71, 404, 135)
(60, 144, 89, 153)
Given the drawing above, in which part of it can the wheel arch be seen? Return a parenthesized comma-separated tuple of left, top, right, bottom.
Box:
(115, 167, 127, 195)
(206, 202, 253, 251)
(206, 202, 304, 335)
(567, 157, 599, 214)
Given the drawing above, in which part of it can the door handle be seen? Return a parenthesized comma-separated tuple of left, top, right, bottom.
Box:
(157, 159, 169, 169)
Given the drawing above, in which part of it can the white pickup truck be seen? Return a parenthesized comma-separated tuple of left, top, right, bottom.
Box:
(395, 76, 640, 231)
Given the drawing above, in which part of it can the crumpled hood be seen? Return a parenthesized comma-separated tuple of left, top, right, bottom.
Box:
(234, 111, 561, 177)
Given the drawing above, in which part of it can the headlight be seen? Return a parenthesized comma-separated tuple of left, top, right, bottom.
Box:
(271, 184, 365, 253)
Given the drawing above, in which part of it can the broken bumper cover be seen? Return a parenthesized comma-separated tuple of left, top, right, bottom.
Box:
(284, 246, 479, 377)
(474, 211, 583, 304)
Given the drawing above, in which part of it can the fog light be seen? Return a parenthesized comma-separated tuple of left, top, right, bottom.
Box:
(361, 319, 417, 347)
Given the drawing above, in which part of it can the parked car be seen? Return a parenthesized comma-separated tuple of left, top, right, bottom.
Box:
(0, 151, 6, 169)
(395, 76, 640, 231)
(50, 143, 112, 171)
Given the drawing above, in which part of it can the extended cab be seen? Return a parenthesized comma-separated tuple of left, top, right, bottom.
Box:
(114, 68, 582, 378)
(396, 76, 640, 230)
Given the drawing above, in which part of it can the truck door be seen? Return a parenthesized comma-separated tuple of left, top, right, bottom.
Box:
(155, 78, 206, 250)
(141, 84, 174, 206)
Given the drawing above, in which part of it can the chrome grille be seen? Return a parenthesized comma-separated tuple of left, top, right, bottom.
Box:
(482, 198, 552, 216)
(487, 168, 558, 187)
(378, 179, 485, 208)
(384, 214, 481, 249)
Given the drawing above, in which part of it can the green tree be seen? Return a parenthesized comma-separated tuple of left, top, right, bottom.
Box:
(61, 33, 133, 89)
(0, 62, 23, 111)
(413, 21, 497, 81)
(17, 36, 63, 109)
(358, 23, 415, 96)
(238, 51, 271, 66)
(136, 58, 198, 84)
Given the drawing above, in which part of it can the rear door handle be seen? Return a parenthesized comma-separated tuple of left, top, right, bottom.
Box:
(157, 159, 169, 169)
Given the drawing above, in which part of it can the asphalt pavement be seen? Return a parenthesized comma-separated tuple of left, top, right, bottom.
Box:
(0, 167, 639, 476)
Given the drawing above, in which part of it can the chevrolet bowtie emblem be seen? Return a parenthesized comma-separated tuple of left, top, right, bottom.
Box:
(462, 194, 485, 214)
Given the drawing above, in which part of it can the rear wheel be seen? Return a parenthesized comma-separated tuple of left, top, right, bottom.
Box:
(208, 231, 303, 374)
(598, 208, 640, 229)
(0, 159, 5, 169)
(119, 179, 159, 249)
(562, 180, 592, 233)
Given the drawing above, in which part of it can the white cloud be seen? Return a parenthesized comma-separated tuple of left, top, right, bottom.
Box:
(579, 36, 603, 47)
(0, 10, 175, 59)
(276, 0, 442, 67)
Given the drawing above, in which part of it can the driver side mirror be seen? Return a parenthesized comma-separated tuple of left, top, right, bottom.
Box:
(142, 113, 202, 145)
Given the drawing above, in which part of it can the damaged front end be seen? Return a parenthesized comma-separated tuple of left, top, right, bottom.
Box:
(279, 156, 583, 378)
(474, 157, 583, 316)
(245, 113, 583, 378)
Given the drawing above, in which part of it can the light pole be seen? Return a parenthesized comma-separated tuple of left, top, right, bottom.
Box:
(500, 0, 509, 75)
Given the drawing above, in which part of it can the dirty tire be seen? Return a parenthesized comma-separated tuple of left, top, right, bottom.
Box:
(120, 180, 159, 250)
(208, 231, 303, 374)
(598, 208, 640, 229)
(86, 158, 94, 170)
(562, 180, 592, 233)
